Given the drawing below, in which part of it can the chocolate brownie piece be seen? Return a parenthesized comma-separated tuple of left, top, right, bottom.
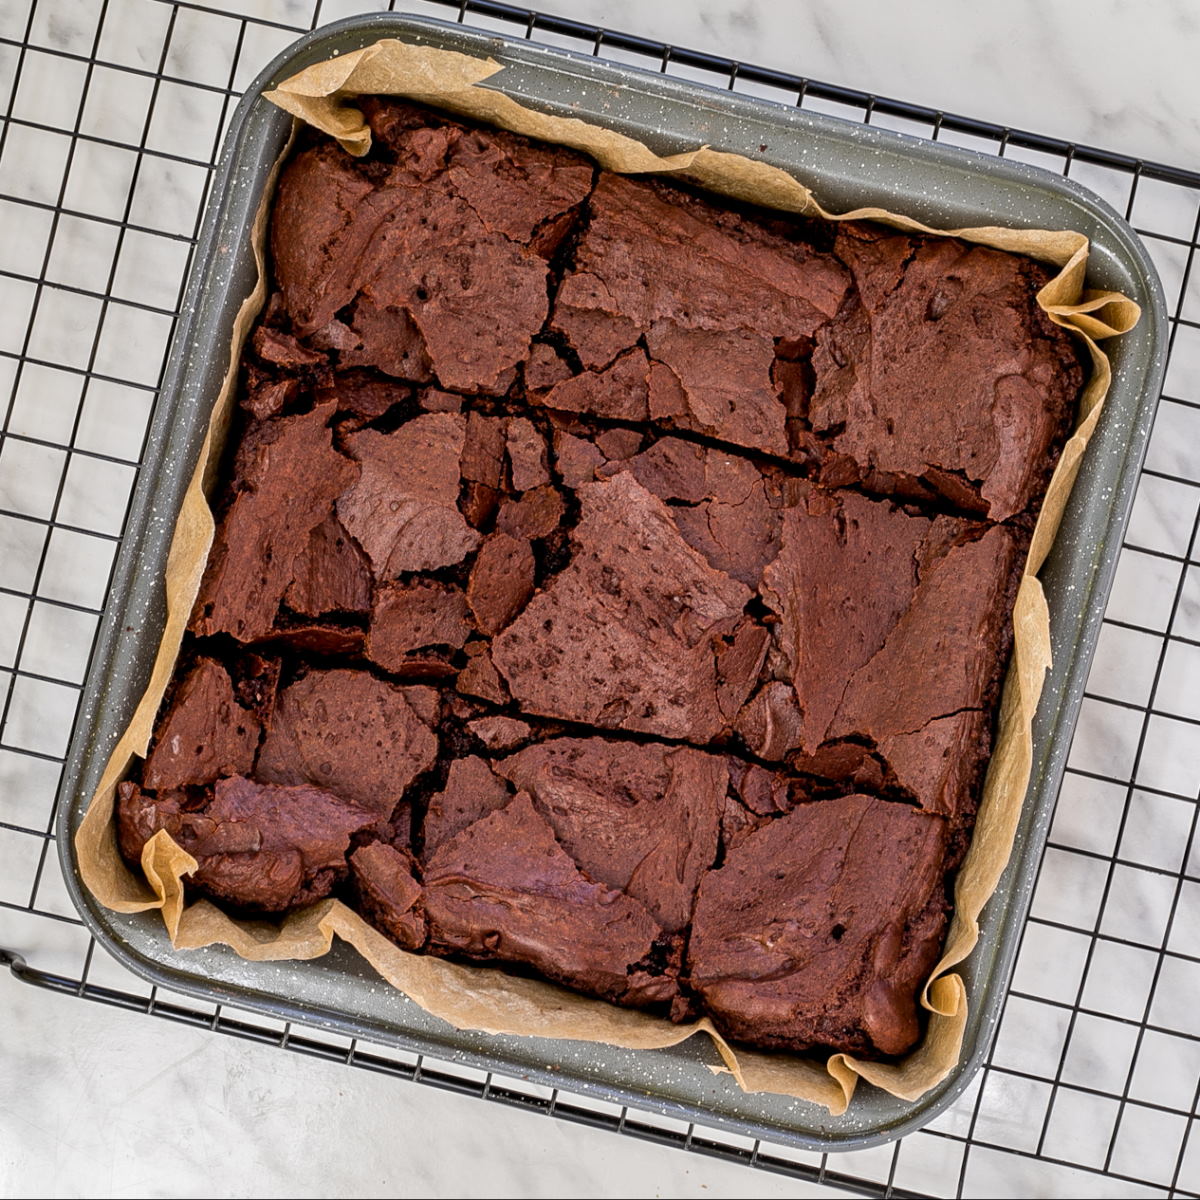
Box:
(423, 791, 678, 1009)
(496, 737, 724, 932)
(541, 173, 850, 457)
(350, 841, 426, 949)
(422, 753, 514, 854)
(366, 580, 472, 676)
(596, 435, 783, 589)
(285, 512, 372, 618)
(687, 794, 948, 1056)
(339, 414, 481, 577)
(809, 223, 1083, 520)
(142, 658, 261, 792)
(361, 96, 594, 252)
(269, 107, 593, 393)
(491, 471, 760, 741)
(192, 401, 357, 642)
(467, 532, 536, 635)
(117, 776, 378, 913)
(457, 640, 509, 705)
(256, 669, 439, 817)
(760, 486, 1024, 818)
(468, 715, 531, 751)
(316, 373, 410, 421)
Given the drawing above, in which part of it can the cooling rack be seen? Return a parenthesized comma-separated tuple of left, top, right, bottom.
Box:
(2, 2, 1199, 1196)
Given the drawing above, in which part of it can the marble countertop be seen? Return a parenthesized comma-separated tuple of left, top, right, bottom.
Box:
(533, 0, 1200, 171)
(2, 2, 1198, 1197)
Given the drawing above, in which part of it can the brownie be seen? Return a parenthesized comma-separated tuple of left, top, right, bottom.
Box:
(688, 793, 949, 1056)
(192, 401, 357, 643)
(492, 470, 759, 742)
(117, 98, 1085, 1061)
(117, 776, 378, 913)
(350, 841, 426, 950)
(808, 224, 1082, 520)
(142, 657, 261, 792)
(536, 174, 1081, 521)
(423, 791, 679, 1009)
(495, 738, 724, 934)
(255, 669, 439, 816)
(269, 107, 593, 392)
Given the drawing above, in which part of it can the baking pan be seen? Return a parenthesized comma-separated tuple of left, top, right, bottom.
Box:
(56, 12, 1168, 1150)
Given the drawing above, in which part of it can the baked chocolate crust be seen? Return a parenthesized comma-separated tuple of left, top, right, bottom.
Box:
(142, 658, 261, 792)
(256, 669, 438, 816)
(423, 791, 678, 1009)
(496, 737, 724, 933)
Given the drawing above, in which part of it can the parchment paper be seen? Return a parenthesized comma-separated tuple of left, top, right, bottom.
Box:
(75, 38, 1140, 1116)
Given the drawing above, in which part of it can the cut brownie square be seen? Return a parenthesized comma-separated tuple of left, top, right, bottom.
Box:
(269, 104, 593, 393)
(495, 737, 725, 933)
(422, 790, 679, 1009)
(540, 173, 849, 457)
(142, 657, 261, 792)
(687, 793, 949, 1056)
(117, 776, 380, 913)
(491, 470, 760, 742)
(191, 401, 357, 643)
(758, 485, 1024, 819)
(808, 223, 1083, 520)
(256, 669, 439, 818)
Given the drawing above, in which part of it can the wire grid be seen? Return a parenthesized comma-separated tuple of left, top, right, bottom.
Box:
(1, 2, 1199, 1196)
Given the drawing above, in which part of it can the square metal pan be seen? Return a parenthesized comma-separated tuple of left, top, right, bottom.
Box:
(56, 12, 1168, 1151)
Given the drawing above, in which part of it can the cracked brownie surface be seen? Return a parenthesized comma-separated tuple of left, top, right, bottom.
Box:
(117, 99, 1083, 1060)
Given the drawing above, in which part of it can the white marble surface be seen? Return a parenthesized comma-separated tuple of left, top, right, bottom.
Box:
(544, 0, 1200, 171)
(2, 2, 1199, 1197)
(0, 976, 824, 1200)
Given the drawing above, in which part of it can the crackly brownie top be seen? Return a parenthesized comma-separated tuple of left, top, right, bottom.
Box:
(532, 174, 1080, 521)
(270, 108, 593, 393)
(118, 97, 1085, 1061)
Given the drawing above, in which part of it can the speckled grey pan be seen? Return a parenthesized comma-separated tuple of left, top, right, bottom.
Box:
(57, 12, 1168, 1151)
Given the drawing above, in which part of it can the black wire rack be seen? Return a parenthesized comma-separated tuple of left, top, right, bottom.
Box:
(2, 2, 1199, 1196)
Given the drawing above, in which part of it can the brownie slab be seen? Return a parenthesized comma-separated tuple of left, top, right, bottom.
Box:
(192, 401, 357, 643)
(758, 484, 1024, 818)
(543, 172, 850, 458)
(269, 105, 593, 393)
(120, 97, 1085, 1063)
